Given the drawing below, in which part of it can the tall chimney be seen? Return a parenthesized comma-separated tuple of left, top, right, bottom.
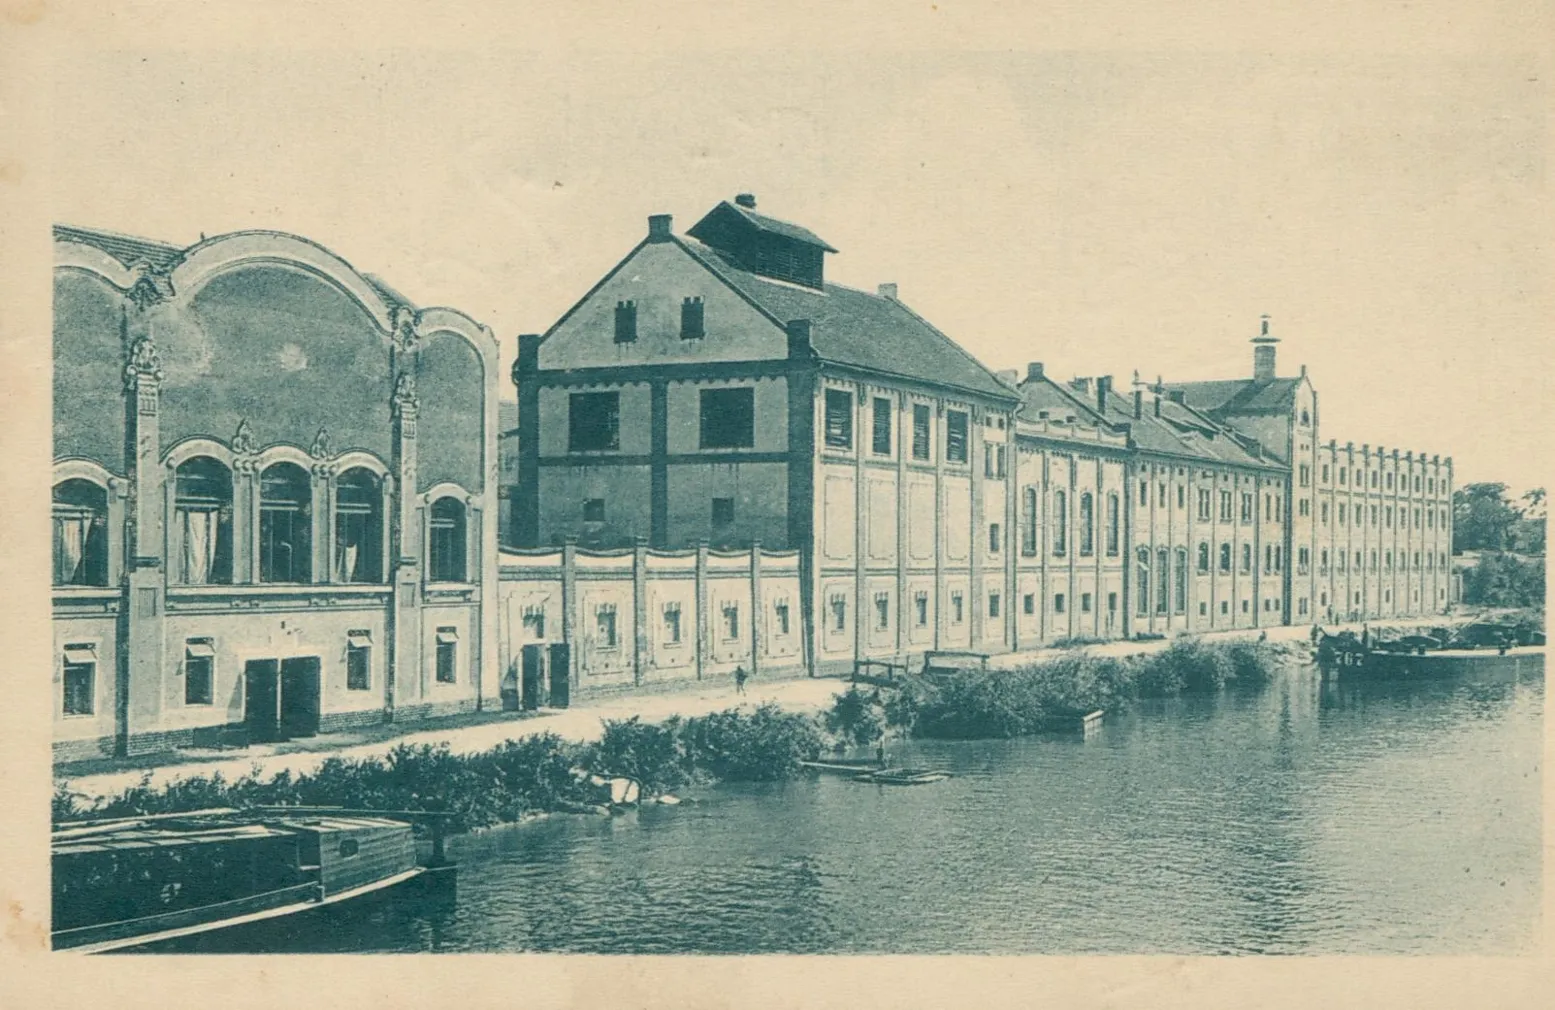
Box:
(648, 214, 673, 241)
(785, 318, 813, 359)
(1027, 362, 1045, 383)
(1133, 390, 1143, 419)
(735, 193, 757, 209)
(1096, 375, 1111, 414)
(1154, 394, 1162, 418)
(877, 282, 898, 300)
(1252, 313, 1278, 381)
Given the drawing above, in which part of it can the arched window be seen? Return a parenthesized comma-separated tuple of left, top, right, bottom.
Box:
(1078, 492, 1094, 556)
(173, 456, 233, 585)
(1135, 548, 1150, 616)
(1105, 493, 1120, 556)
(1156, 548, 1169, 614)
(53, 479, 108, 586)
(1196, 542, 1210, 574)
(429, 497, 467, 582)
(1052, 490, 1067, 557)
(1021, 486, 1038, 556)
(1174, 548, 1187, 613)
(260, 462, 312, 583)
(334, 468, 383, 583)
(1219, 542, 1232, 573)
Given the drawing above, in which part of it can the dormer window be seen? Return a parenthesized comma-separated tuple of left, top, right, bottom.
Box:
(614, 300, 637, 343)
(680, 297, 704, 339)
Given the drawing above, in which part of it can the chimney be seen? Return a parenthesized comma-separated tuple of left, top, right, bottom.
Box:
(995, 368, 1019, 387)
(1133, 390, 1143, 419)
(1026, 362, 1045, 383)
(648, 214, 673, 241)
(735, 193, 757, 209)
(1167, 390, 1186, 405)
(1252, 314, 1278, 381)
(878, 282, 898, 300)
(785, 318, 813, 359)
(1096, 375, 1112, 413)
(1154, 394, 1162, 418)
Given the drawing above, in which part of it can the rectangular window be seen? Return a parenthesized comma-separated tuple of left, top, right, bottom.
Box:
(774, 600, 791, 636)
(614, 300, 637, 343)
(988, 523, 1001, 554)
(1221, 490, 1233, 523)
(950, 591, 964, 624)
(1021, 487, 1039, 556)
(1054, 592, 1066, 614)
(1140, 481, 1149, 507)
(1158, 483, 1167, 508)
(700, 387, 756, 449)
(1219, 542, 1231, 573)
(1371, 505, 1378, 526)
(1240, 543, 1252, 574)
(435, 628, 458, 683)
(1299, 464, 1310, 487)
(1078, 494, 1094, 556)
(988, 593, 1001, 619)
(723, 602, 740, 641)
(1197, 488, 1211, 521)
(1322, 465, 1330, 483)
(62, 644, 95, 716)
(1108, 592, 1118, 614)
(259, 468, 311, 584)
(595, 606, 618, 649)
(830, 594, 847, 632)
(663, 604, 682, 645)
(1022, 593, 1035, 616)
(1386, 506, 1393, 527)
(872, 397, 893, 455)
(1338, 504, 1347, 525)
(824, 389, 853, 449)
(680, 296, 704, 339)
(1321, 502, 1329, 524)
(1106, 494, 1120, 556)
(346, 632, 371, 690)
(569, 391, 621, 452)
(1339, 467, 1348, 485)
(1081, 592, 1093, 614)
(583, 498, 606, 523)
(711, 497, 735, 528)
(1176, 485, 1185, 509)
(914, 592, 929, 627)
(911, 404, 931, 459)
(184, 640, 215, 705)
(1052, 490, 1067, 556)
(945, 410, 968, 463)
(874, 592, 891, 630)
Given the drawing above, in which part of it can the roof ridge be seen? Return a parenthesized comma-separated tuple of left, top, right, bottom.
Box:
(53, 223, 182, 250)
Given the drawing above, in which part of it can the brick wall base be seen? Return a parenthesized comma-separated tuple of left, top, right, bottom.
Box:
(572, 660, 810, 703)
(318, 708, 389, 733)
(52, 735, 116, 764)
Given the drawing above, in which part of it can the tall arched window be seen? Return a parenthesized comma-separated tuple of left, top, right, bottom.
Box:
(1174, 547, 1187, 613)
(173, 456, 233, 585)
(1196, 541, 1210, 574)
(53, 479, 108, 586)
(1156, 548, 1169, 614)
(1021, 486, 1038, 556)
(1052, 490, 1067, 557)
(429, 497, 467, 582)
(1078, 493, 1094, 556)
(1219, 542, 1232, 573)
(1105, 493, 1120, 556)
(334, 468, 383, 583)
(1135, 547, 1150, 616)
(260, 462, 312, 583)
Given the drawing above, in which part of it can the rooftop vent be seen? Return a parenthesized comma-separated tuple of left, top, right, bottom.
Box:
(735, 193, 757, 209)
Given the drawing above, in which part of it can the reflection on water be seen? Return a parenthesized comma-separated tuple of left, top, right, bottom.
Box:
(174, 659, 1543, 955)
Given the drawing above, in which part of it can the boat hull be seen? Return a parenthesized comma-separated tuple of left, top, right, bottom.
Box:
(1321, 646, 1544, 680)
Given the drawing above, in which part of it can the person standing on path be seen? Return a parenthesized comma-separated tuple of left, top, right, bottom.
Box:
(734, 665, 748, 696)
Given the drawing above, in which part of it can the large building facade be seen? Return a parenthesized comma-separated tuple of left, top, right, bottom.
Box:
(512, 197, 1454, 678)
(52, 226, 501, 760)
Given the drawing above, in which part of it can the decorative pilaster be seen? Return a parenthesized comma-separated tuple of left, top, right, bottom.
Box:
(121, 333, 166, 757)
(387, 369, 421, 720)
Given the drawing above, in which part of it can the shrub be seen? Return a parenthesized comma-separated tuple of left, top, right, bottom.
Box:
(823, 686, 888, 750)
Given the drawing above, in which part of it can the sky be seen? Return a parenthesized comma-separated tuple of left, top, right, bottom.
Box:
(49, 47, 1548, 491)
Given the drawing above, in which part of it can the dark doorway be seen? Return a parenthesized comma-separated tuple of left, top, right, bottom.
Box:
(547, 643, 571, 709)
(521, 644, 544, 711)
(243, 659, 280, 742)
(279, 657, 321, 738)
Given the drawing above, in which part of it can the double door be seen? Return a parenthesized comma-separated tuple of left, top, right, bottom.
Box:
(243, 656, 321, 742)
(519, 643, 572, 710)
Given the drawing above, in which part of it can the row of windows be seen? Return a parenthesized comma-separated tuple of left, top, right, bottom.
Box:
(591, 599, 796, 649)
(52, 460, 470, 588)
(823, 390, 972, 464)
(1319, 501, 1448, 530)
(1023, 489, 1121, 558)
(612, 297, 706, 343)
(1317, 549, 1447, 574)
(1321, 463, 1447, 496)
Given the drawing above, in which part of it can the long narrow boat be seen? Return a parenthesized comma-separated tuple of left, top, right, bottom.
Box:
(853, 767, 952, 786)
(52, 807, 455, 954)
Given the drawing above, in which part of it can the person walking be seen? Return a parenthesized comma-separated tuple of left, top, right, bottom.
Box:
(734, 665, 748, 696)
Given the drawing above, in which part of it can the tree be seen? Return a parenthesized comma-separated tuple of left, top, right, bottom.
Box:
(1461, 551, 1545, 607)
(1453, 483, 1520, 552)
(1513, 488, 1547, 555)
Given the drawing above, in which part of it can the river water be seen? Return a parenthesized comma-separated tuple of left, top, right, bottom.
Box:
(210, 661, 1544, 955)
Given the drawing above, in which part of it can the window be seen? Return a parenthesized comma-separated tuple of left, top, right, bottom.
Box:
(1240, 543, 1252, 574)
(582, 498, 606, 524)
(831, 594, 848, 632)
(1298, 597, 1309, 616)
(1054, 592, 1066, 614)
(1427, 510, 1435, 529)
(1078, 493, 1094, 556)
(1135, 548, 1150, 615)
(1414, 476, 1421, 492)
(1197, 542, 1210, 574)
(1386, 472, 1394, 490)
(62, 645, 94, 716)
(1156, 549, 1169, 614)
(1221, 490, 1234, 523)
(1081, 592, 1093, 614)
(614, 300, 637, 343)
(1370, 505, 1378, 526)
(173, 457, 234, 586)
(435, 627, 459, 682)
(700, 387, 756, 449)
(1355, 507, 1363, 528)
(184, 640, 214, 705)
(1221, 600, 1230, 615)
(1321, 502, 1329, 525)
(1322, 464, 1330, 483)
(429, 497, 467, 582)
(1298, 547, 1310, 574)
(1339, 467, 1348, 485)
(680, 296, 704, 339)
(1338, 504, 1347, 525)
(663, 604, 682, 645)
(1108, 592, 1118, 615)
(711, 497, 735, 529)
(1414, 552, 1421, 569)
(988, 593, 1001, 619)
(1264, 493, 1273, 522)
(1197, 487, 1211, 521)
(1176, 485, 1185, 509)
(1298, 498, 1310, 517)
(1371, 471, 1379, 489)
(1219, 542, 1232, 573)
(346, 633, 371, 690)
(1414, 508, 1422, 529)
(569, 391, 620, 452)
(52, 479, 109, 586)
(595, 605, 618, 649)
(1021, 487, 1039, 556)
(1240, 492, 1253, 523)
(989, 522, 1002, 554)
(1173, 548, 1187, 613)
(1140, 481, 1149, 507)
(334, 468, 383, 583)
(259, 463, 311, 584)
(874, 592, 891, 630)
(1339, 551, 1347, 573)
(1385, 550, 1393, 571)
(1052, 490, 1067, 556)
(1158, 483, 1167, 508)
(774, 600, 791, 636)
(1264, 545, 1273, 575)
(914, 592, 929, 627)
(1106, 494, 1120, 556)
(871, 397, 893, 455)
(1022, 593, 1035, 616)
(824, 389, 853, 449)
(1299, 464, 1310, 487)
(911, 404, 931, 459)
(723, 602, 740, 640)
(945, 410, 968, 463)
(950, 591, 964, 624)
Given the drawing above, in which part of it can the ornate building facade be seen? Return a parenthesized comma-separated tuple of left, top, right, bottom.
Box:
(52, 226, 500, 760)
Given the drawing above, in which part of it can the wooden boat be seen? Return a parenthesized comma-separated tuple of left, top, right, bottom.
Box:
(51, 807, 454, 954)
(852, 767, 952, 786)
(799, 758, 886, 775)
(1317, 625, 1545, 679)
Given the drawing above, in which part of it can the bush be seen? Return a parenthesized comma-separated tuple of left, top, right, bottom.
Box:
(823, 686, 888, 750)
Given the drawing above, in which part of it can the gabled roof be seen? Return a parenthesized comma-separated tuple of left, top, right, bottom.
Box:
(680, 238, 1015, 401)
(689, 201, 838, 253)
(1163, 377, 1301, 415)
(53, 224, 184, 270)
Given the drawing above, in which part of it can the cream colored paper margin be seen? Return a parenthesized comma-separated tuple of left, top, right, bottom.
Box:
(1, 2, 1550, 1007)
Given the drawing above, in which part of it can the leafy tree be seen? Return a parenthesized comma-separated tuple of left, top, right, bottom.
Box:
(1461, 551, 1545, 607)
(1453, 483, 1520, 552)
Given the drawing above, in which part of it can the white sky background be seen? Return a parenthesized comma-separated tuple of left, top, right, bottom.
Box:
(50, 48, 1547, 491)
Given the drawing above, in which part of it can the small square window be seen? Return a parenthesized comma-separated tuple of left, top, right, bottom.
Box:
(1022, 593, 1035, 616)
(595, 607, 618, 649)
(712, 497, 735, 527)
(663, 604, 682, 645)
(988, 592, 1001, 619)
(1054, 592, 1066, 614)
(583, 498, 606, 523)
(914, 591, 929, 627)
(1081, 592, 1092, 613)
(435, 628, 459, 683)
